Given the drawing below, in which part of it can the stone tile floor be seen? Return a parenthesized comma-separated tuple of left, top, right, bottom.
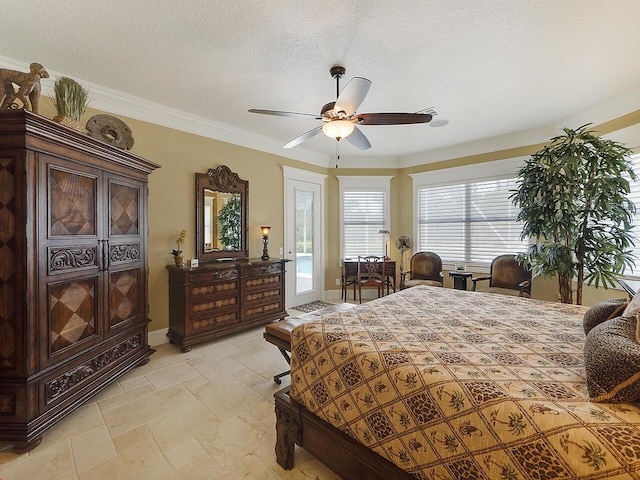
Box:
(0, 316, 343, 480)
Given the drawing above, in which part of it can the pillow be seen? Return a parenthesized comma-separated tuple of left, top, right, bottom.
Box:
(621, 293, 640, 343)
(582, 298, 627, 335)
(622, 292, 640, 317)
(584, 315, 640, 403)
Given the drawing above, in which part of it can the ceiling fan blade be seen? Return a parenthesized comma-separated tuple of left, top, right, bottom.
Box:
(334, 77, 371, 116)
(282, 126, 323, 149)
(249, 108, 321, 119)
(346, 126, 371, 150)
(356, 113, 433, 125)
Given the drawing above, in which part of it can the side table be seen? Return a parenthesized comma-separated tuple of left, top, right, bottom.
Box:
(449, 271, 473, 290)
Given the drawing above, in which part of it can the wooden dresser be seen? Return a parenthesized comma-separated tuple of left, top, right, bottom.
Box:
(0, 110, 159, 452)
(167, 259, 288, 351)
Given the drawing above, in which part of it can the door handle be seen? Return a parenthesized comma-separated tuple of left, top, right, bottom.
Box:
(102, 240, 109, 271)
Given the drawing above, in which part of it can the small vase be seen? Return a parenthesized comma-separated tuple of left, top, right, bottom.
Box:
(174, 256, 184, 267)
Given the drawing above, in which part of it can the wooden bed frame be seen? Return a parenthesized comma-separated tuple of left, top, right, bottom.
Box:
(274, 388, 415, 480)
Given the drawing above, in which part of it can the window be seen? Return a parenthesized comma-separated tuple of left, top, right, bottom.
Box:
(338, 176, 392, 258)
(626, 154, 640, 277)
(412, 158, 527, 266)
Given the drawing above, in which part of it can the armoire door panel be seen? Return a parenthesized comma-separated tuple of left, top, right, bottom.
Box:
(47, 163, 99, 238)
(45, 275, 102, 364)
(108, 267, 142, 330)
(108, 180, 141, 236)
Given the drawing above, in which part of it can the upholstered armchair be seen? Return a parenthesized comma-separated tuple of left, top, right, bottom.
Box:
(471, 254, 532, 297)
(401, 251, 443, 289)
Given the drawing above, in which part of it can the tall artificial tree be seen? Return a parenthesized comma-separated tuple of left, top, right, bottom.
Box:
(511, 124, 636, 304)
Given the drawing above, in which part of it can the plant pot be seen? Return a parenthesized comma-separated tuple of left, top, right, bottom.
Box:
(53, 115, 87, 134)
(174, 256, 184, 267)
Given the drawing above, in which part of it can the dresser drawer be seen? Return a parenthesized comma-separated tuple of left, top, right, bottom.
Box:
(189, 294, 238, 316)
(190, 279, 238, 297)
(244, 299, 284, 321)
(244, 263, 283, 278)
(189, 311, 240, 334)
(244, 274, 282, 292)
(190, 268, 238, 284)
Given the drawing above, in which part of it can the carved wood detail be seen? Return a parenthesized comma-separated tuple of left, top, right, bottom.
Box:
(50, 246, 98, 271)
(109, 243, 140, 263)
(206, 165, 239, 190)
(192, 269, 238, 283)
(46, 333, 142, 402)
(275, 403, 301, 470)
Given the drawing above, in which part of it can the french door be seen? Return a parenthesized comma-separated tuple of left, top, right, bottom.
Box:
(284, 167, 326, 308)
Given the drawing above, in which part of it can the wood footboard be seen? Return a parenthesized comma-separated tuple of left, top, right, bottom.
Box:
(274, 388, 414, 480)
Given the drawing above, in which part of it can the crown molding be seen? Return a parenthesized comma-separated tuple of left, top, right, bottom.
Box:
(400, 87, 640, 169)
(3, 55, 639, 171)
(0, 55, 331, 168)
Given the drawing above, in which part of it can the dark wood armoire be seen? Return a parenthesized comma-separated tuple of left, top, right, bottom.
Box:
(0, 110, 160, 452)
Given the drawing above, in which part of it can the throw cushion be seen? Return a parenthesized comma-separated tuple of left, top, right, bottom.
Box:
(623, 291, 640, 318)
(582, 298, 627, 335)
(622, 293, 640, 343)
(584, 315, 640, 403)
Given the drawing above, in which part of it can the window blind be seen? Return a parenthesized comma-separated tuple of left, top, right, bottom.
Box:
(626, 154, 640, 276)
(417, 178, 527, 264)
(343, 190, 386, 257)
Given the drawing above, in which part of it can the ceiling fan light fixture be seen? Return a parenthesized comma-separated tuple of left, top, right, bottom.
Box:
(322, 120, 355, 140)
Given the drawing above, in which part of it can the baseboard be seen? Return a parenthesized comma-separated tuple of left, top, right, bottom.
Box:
(149, 328, 169, 347)
(323, 289, 380, 302)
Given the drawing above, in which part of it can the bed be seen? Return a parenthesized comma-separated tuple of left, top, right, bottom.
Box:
(274, 285, 640, 479)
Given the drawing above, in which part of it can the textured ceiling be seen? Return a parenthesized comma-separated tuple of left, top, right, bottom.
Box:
(3, 0, 640, 166)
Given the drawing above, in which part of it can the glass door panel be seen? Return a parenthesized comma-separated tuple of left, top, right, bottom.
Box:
(296, 190, 314, 295)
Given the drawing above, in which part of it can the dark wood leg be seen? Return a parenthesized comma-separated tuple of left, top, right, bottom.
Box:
(13, 435, 42, 453)
(138, 356, 151, 366)
(275, 402, 301, 470)
(180, 345, 192, 353)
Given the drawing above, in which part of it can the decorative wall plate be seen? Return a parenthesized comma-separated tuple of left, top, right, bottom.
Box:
(86, 114, 134, 150)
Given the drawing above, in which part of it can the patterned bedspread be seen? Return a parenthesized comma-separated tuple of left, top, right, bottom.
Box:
(289, 286, 640, 479)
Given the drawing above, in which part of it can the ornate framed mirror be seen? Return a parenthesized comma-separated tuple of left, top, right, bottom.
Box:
(195, 165, 249, 262)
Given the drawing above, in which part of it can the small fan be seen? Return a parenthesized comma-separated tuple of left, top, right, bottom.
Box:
(249, 66, 434, 150)
(395, 236, 413, 273)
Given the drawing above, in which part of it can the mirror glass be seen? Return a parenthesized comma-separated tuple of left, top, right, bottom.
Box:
(203, 190, 241, 252)
(196, 165, 248, 262)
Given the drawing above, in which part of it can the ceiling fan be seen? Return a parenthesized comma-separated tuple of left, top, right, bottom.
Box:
(249, 66, 433, 150)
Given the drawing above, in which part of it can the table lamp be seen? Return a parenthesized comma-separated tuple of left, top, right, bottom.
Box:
(261, 226, 271, 260)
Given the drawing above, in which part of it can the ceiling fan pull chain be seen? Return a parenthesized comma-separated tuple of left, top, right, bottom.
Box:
(335, 140, 339, 168)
